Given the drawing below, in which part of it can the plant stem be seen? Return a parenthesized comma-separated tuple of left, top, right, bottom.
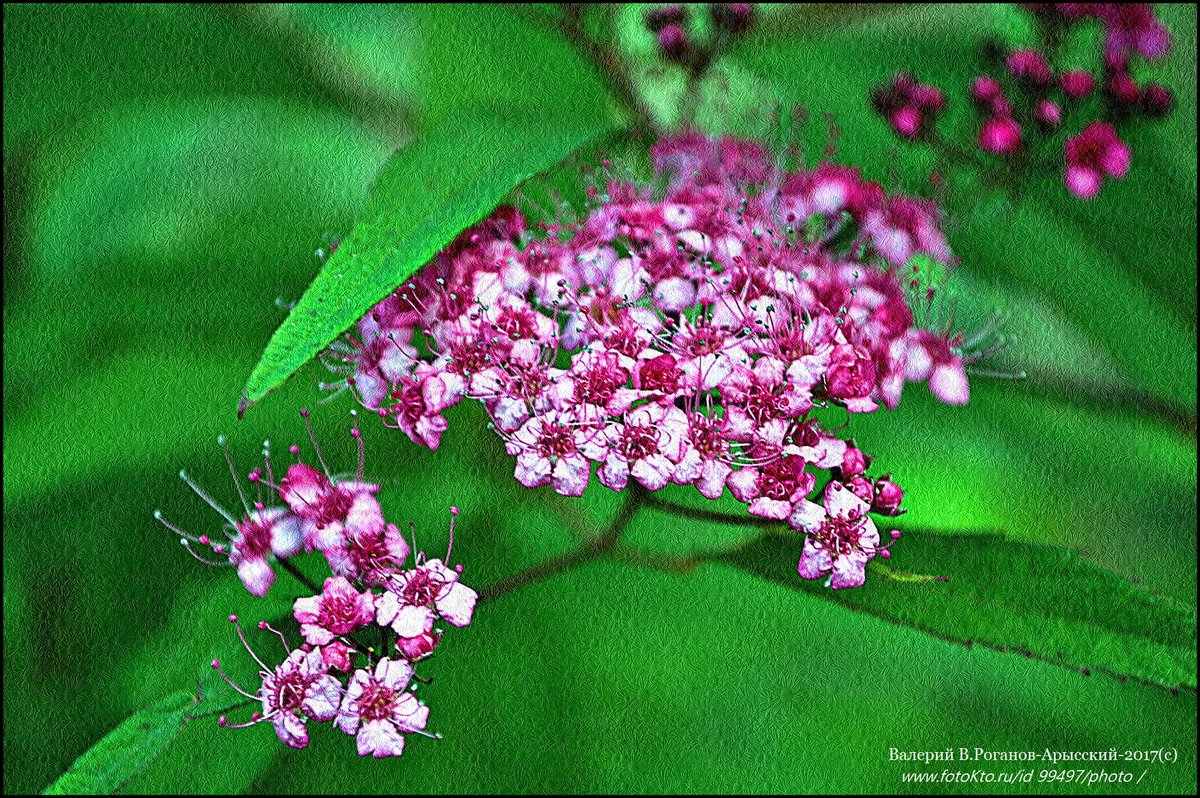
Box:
(553, 5, 661, 137)
(642, 494, 781, 529)
(479, 485, 647, 602)
(611, 544, 701, 574)
(278, 558, 321, 594)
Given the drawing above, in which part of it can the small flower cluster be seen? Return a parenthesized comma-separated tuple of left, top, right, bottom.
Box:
(645, 4, 755, 68)
(325, 132, 985, 589)
(873, 3, 1174, 199)
(158, 414, 476, 756)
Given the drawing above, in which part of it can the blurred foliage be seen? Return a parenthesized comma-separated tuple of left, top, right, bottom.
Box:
(3, 4, 1196, 795)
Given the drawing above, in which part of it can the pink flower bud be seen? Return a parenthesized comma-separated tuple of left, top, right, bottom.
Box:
(1106, 71, 1140, 105)
(1060, 70, 1095, 99)
(395, 629, 442, 662)
(658, 23, 690, 63)
(889, 105, 924, 139)
(1006, 49, 1052, 85)
(847, 477, 874, 503)
(908, 83, 945, 115)
(978, 116, 1022, 155)
(1034, 100, 1062, 129)
(970, 75, 1003, 107)
(841, 447, 869, 478)
(1142, 83, 1172, 117)
(872, 478, 904, 516)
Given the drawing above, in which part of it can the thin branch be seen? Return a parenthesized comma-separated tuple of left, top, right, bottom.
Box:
(741, 4, 913, 45)
(612, 544, 701, 575)
(480, 485, 648, 601)
(642, 494, 782, 530)
(278, 558, 321, 594)
(1012, 369, 1197, 441)
(507, 3, 660, 137)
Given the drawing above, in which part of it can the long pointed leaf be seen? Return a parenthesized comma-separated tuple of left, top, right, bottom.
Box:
(241, 109, 620, 410)
(724, 531, 1197, 690)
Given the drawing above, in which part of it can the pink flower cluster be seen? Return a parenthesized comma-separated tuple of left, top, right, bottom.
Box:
(326, 132, 977, 589)
(874, 3, 1174, 199)
(159, 416, 476, 756)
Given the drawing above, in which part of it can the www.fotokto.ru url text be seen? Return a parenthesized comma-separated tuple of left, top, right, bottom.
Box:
(889, 747, 1181, 787)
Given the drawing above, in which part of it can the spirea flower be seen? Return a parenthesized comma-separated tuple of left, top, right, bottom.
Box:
(154, 437, 303, 597)
(321, 131, 992, 589)
(167, 419, 475, 758)
(336, 658, 431, 758)
(213, 618, 342, 749)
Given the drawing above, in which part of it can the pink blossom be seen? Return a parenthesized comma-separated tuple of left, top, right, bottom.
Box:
(591, 404, 688, 491)
(1099, 3, 1170, 60)
(293, 576, 376, 647)
(335, 658, 429, 758)
(553, 349, 639, 417)
(673, 411, 734, 499)
(825, 342, 880, 413)
(722, 357, 812, 438)
(1059, 69, 1095, 98)
(1064, 122, 1130, 199)
(890, 106, 923, 139)
(504, 409, 594, 497)
(259, 648, 343, 749)
(229, 508, 303, 597)
(790, 481, 882, 589)
(156, 461, 304, 598)
(376, 559, 478, 637)
(1034, 100, 1062, 129)
(338, 314, 417, 410)
(728, 453, 815, 520)
(321, 494, 411, 586)
(278, 462, 380, 552)
(970, 75, 1004, 107)
(320, 132, 987, 589)
(382, 365, 462, 450)
(978, 116, 1022, 155)
(1005, 49, 1052, 84)
(471, 339, 561, 433)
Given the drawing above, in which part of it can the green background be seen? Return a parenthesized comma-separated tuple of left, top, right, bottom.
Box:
(3, 4, 1196, 794)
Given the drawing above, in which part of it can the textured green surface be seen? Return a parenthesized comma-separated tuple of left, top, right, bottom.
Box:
(4, 4, 1197, 795)
(727, 531, 1198, 690)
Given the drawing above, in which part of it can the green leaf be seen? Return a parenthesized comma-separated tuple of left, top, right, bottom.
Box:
(42, 689, 213, 795)
(42, 601, 294, 797)
(724, 531, 1198, 691)
(241, 109, 622, 409)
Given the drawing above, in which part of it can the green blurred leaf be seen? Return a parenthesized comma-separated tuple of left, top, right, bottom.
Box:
(1, 6, 307, 151)
(42, 689, 214, 796)
(241, 110, 621, 407)
(725, 531, 1198, 690)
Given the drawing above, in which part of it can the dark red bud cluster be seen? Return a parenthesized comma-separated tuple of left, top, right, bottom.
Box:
(871, 73, 946, 141)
